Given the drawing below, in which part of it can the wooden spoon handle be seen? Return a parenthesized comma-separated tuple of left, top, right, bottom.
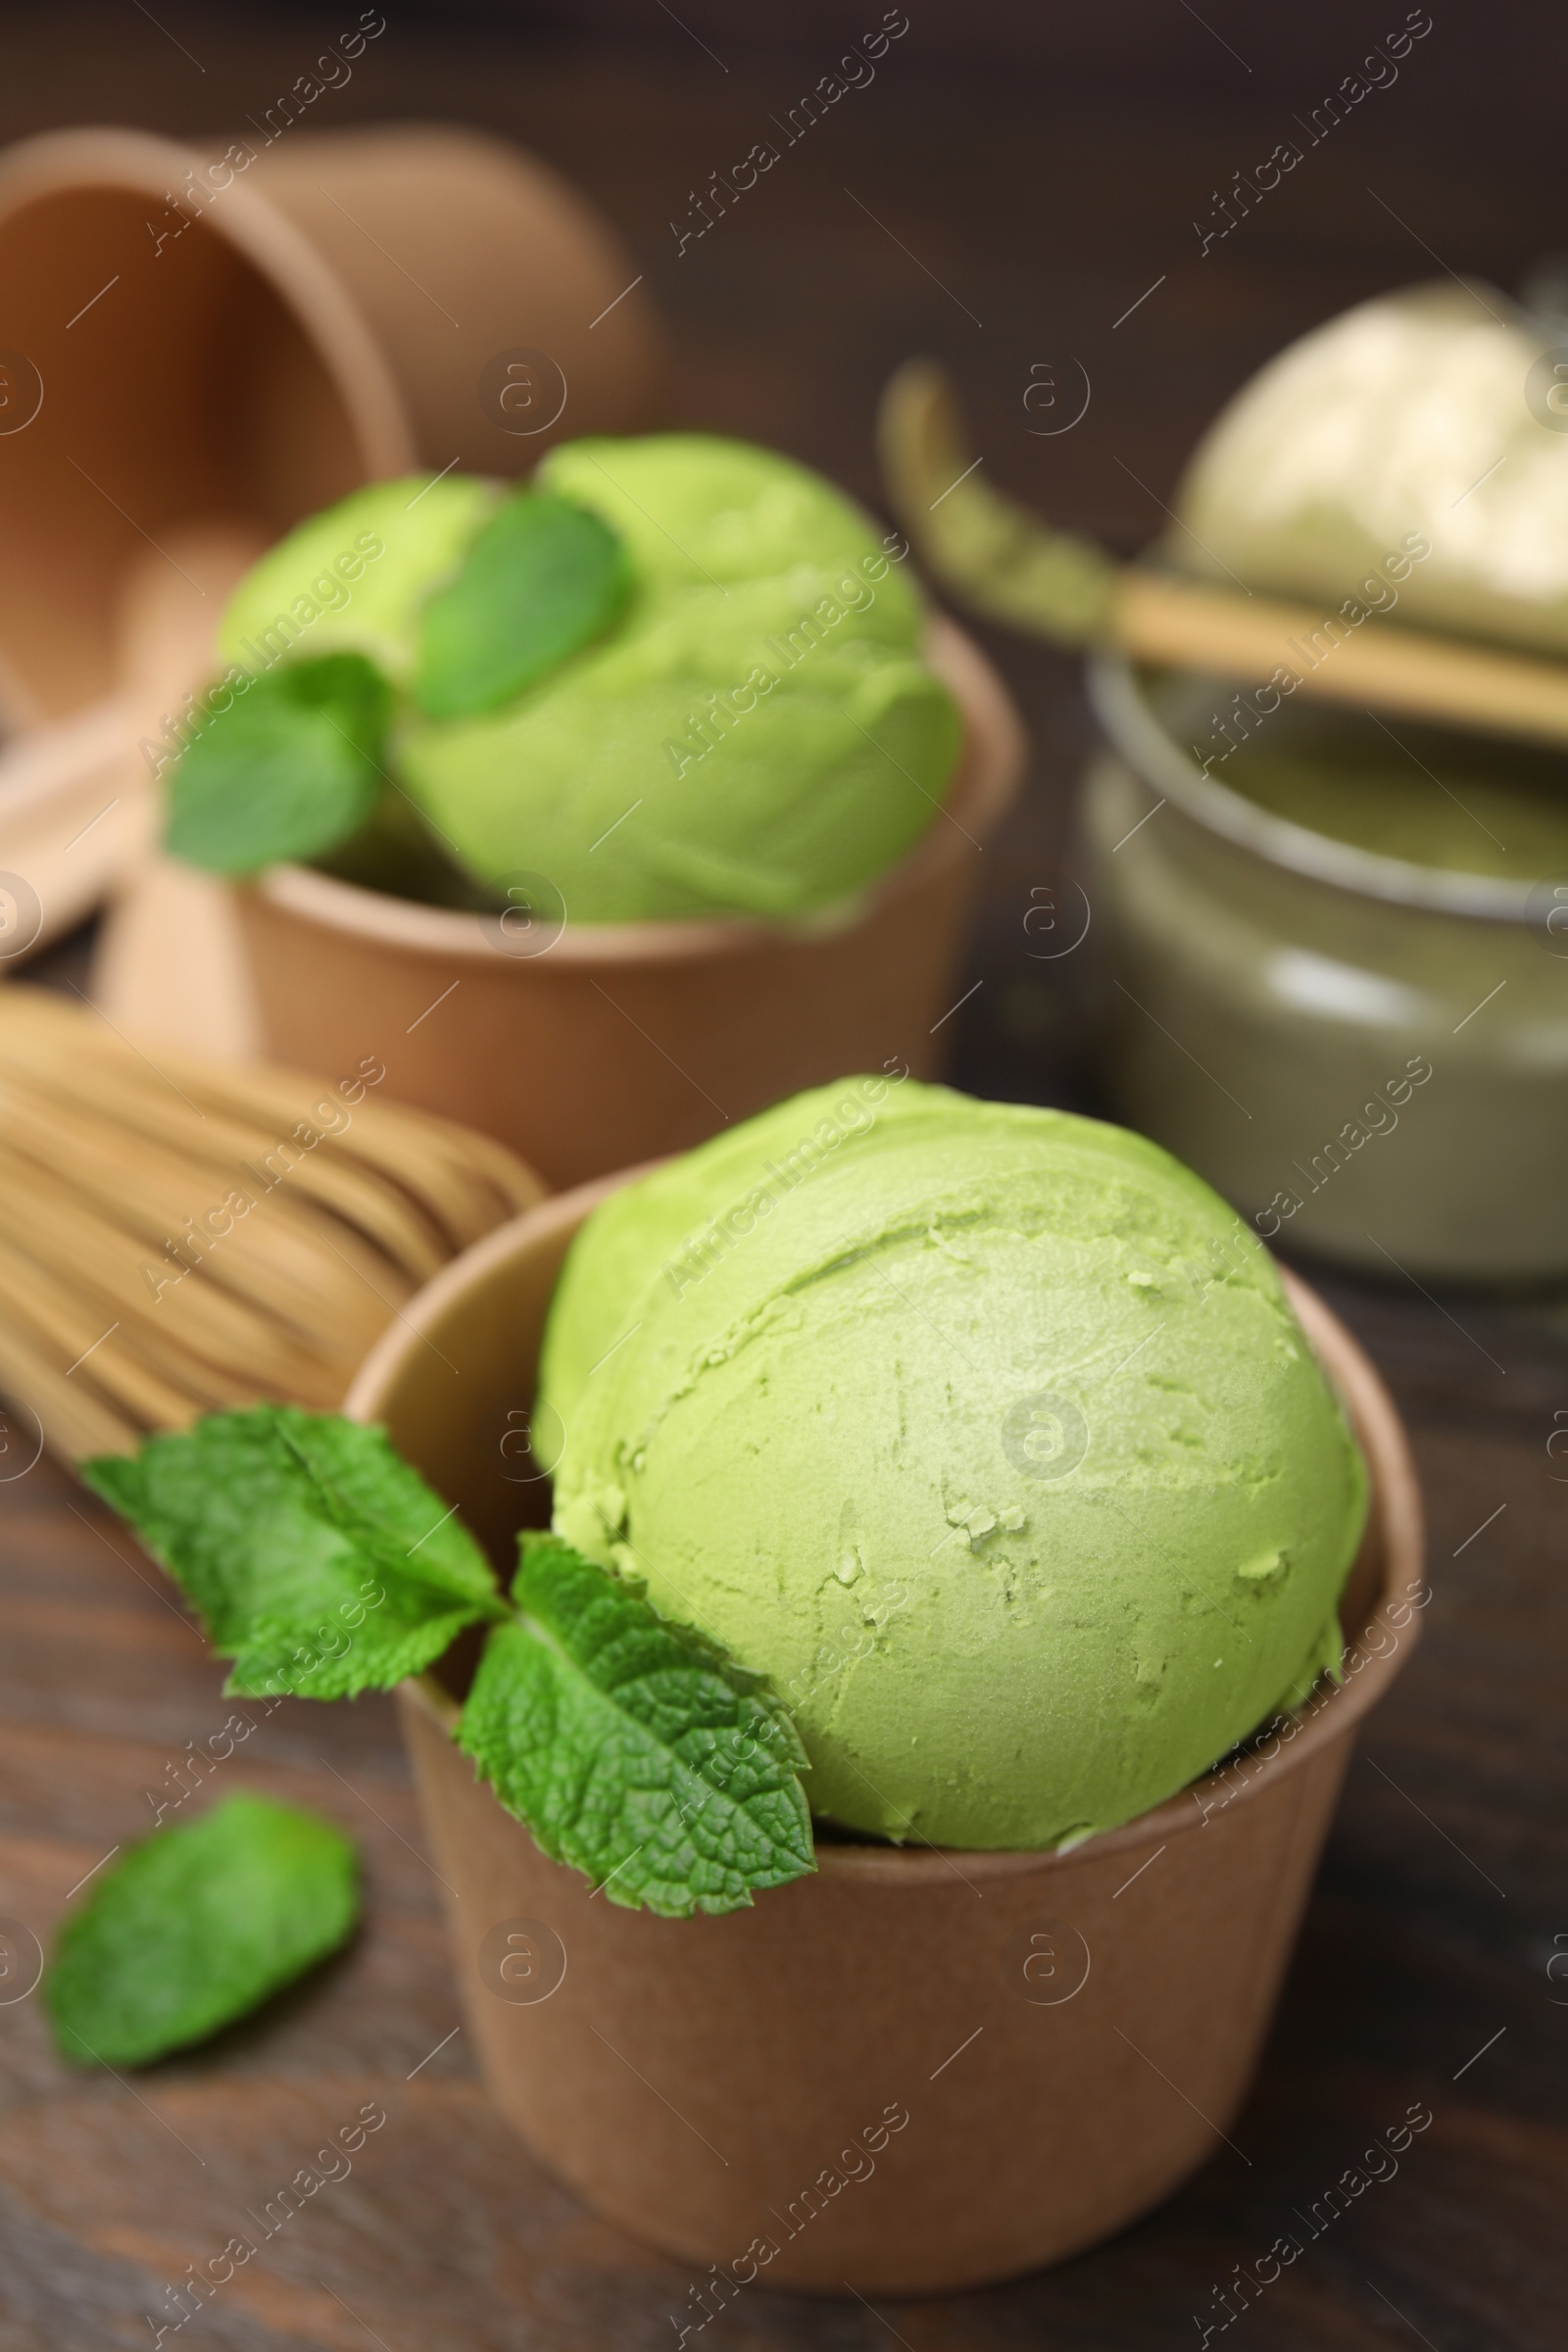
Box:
(881, 361, 1568, 752)
(1114, 570, 1568, 751)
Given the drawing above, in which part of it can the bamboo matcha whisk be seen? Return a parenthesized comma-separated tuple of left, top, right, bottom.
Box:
(0, 987, 544, 1461)
(880, 360, 1568, 751)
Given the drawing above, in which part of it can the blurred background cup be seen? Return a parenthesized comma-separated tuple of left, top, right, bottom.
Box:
(95, 615, 1026, 1189)
(1082, 655, 1568, 1281)
(1054, 280, 1568, 1282)
(0, 120, 665, 953)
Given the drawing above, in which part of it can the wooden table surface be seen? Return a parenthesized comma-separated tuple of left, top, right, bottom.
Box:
(2, 13, 1565, 2347)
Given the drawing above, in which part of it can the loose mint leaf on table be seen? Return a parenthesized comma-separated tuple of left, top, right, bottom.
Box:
(414, 492, 633, 719)
(83, 1407, 505, 1699)
(458, 1533, 814, 1918)
(166, 652, 392, 874)
(46, 1792, 358, 2068)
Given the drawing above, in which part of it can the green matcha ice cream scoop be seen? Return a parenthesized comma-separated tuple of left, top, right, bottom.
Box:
(539, 1081, 1368, 1850)
(174, 436, 960, 925)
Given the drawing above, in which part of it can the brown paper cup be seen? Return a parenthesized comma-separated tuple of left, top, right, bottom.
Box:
(0, 122, 662, 726)
(0, 120, 664, 957)
(226, 616, 1026, 1190)
(346, 1180, 1424, 2294)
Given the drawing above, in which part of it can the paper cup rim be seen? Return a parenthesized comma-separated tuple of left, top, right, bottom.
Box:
(0, 124, 416, 483)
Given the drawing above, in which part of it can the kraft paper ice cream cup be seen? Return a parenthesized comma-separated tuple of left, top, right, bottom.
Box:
(0, 121, 662, 725)
(346, 1175, 1423, 2293)
(224, 616, 1026, 1190)
(0, 121, 663, 954)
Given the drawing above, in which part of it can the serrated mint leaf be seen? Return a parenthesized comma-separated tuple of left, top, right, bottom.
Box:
(166, 652, 392, 874)
(457, 1533, 813, 1918)
(413, 492, 632, 719)
(46, 1793, 358, 2068)
(83, 1406, 504, 1699)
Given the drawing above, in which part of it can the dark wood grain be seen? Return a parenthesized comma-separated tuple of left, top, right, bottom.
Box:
(3, 13, 1566, 2348)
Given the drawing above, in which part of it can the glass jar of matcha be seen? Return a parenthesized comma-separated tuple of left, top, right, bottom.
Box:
(1082, 655, 1568, 1281)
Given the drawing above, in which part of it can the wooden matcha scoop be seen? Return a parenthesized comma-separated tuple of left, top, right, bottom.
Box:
(880, 360, 1568, 751)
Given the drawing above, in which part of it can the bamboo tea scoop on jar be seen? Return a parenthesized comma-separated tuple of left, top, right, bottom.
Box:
(878, 360, 1568, 751)
(0, 988, 545, 1464)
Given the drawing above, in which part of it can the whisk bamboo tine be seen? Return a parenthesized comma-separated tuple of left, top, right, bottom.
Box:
(0, 1142, 405, 1390)
(0, 1245, 221, 1429)
(4, 1000, 536, 1265)
(0, 1067, 458, 1301)
(0, 987, 547, 1460)
(0, 1230, 370, 1417)
(0, 1144, 350, 1368)
(19, 990, 516, 1215)
(0, 1088, 420, 1333)
(0, 1323, 144, 1461)
(196, 1066, 542, 1242)
(0, 1021, 448, 1266)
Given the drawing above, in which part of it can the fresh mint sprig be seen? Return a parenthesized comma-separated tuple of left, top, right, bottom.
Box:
(83, 1408, 814, 1920)
(414, 490, 632, 718)
(83, 1406, 508, 1699)
(165, 487, 633, 874)
(461, 1535, 811, 1917)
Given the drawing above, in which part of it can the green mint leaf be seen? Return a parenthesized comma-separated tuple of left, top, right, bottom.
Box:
(83, 1406, 504, 1699)
(414, 491, 632, 719)
(46, 1793, 358, 2068)
(457, 1533, 813, 1918)
(166, 652, 392, 875)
